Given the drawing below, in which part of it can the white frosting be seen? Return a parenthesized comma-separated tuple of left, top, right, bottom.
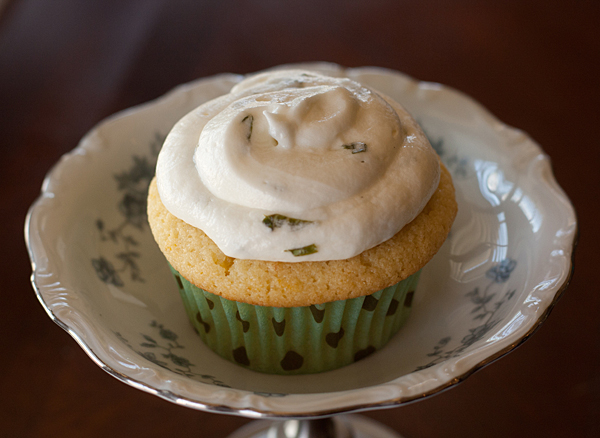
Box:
(156, 70, 440, 262)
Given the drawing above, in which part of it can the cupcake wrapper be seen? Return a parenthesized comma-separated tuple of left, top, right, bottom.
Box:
(170, 266, 420, 374)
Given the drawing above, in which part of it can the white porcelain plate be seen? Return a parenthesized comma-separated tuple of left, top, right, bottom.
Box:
(26, 63, 577, 418)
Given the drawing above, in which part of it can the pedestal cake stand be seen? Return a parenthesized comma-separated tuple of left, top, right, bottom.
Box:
(26, 64, 577, 437)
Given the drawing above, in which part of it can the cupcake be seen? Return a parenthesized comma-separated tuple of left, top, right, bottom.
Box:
(147, 69, 457, 374)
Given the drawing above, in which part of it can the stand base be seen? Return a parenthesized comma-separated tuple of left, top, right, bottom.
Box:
(227, 415, 403, 438)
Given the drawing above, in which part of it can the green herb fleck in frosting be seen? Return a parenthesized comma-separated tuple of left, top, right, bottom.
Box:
(263, 214, 313, 231)
(342, 141, 367, 154)
(242, 115, 254, 140)
(285, 244, 318, 257)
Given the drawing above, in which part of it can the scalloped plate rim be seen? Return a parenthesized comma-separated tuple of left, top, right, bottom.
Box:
(25, 63, 577, 418)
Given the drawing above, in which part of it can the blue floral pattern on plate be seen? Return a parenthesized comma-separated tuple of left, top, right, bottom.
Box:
(415, 259, 517, 371)
(92, 134, 162, 286)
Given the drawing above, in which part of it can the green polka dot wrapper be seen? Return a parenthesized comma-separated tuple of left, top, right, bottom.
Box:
(170, 265, 421, 375)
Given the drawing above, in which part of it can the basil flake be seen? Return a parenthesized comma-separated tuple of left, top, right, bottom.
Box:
(285, 244, 318, 257)
(342, 142, 367, 154)
(242, 115, 254, 140)
(263, 214, 313, 231)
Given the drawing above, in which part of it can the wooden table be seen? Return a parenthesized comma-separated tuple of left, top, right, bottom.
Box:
(1, 1, 598, 436)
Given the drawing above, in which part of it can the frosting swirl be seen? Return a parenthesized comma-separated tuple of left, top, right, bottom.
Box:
(156, 70, 440, 262)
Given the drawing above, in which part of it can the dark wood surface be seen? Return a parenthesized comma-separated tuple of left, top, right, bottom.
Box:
(1, 1, 598, 437)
